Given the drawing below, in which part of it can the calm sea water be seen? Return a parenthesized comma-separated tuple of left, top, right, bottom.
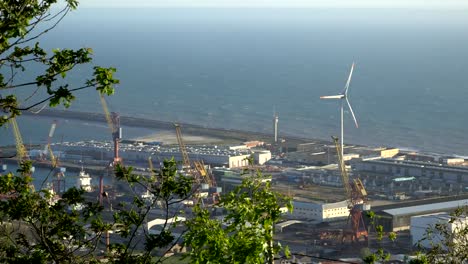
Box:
(5, 8, 468, 155)
(1, 164, 114, 191)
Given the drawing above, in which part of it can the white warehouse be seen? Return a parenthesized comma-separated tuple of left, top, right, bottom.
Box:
(292, 200, 349, 222)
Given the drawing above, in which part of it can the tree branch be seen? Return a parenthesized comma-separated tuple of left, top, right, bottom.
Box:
(12, 83, 95, 111)
(4, 6, 71, 53)
(2, 60, 80, 90)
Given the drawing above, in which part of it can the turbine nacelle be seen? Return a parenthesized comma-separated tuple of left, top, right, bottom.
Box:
(320, 95, 345, 99)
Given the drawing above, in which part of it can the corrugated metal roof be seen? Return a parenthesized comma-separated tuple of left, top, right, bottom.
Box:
(383, 199, 468, 216)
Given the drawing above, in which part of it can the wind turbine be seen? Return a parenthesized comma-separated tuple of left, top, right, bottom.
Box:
(320, 62, 358, 159)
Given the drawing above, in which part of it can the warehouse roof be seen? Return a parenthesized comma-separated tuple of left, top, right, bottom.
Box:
(383, 199, 468, 217)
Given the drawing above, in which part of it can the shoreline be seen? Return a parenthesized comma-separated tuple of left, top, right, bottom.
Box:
(22, 109, 460, 157)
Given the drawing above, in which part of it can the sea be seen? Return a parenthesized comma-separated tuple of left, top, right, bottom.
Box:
(2, 8, 468, 156)
(0, 163, 114, 193)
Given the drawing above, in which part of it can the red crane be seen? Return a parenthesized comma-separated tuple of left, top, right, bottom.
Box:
(332, 136, 368, 243)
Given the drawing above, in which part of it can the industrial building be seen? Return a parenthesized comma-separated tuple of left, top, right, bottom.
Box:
(279, 164, 348, 188)
(410, 212, 468, 248)
(353, 158, 468, 184)
(368, 196, 468, 232)
(252, 150, 272, 165)
(289, 142, 399, 165)
(212, 167, 274, 192)
(353, 158, 468, 197)
(291, 200, 349, 222)
(51, 141, 270, 168)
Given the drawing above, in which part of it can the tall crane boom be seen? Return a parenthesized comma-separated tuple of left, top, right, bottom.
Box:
(148, 156, 157, 182)
(332, 136, 368, 242)
(174, 123, 190, 169)
(10, 118, 28, 164)
(48, 144, 57, 168)
(111, 112, 122, 164)
(43, 120, 57, 157)
(332, 136, 351, 206)
(100, 93, 115, 133)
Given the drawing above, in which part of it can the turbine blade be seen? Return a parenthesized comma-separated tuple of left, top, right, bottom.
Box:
(342, 62, 355, 95)
(346, 97, 359, 128)
(320, 95, 344, 99)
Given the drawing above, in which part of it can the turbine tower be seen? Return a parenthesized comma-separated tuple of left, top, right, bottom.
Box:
(320, 62, 358, 159)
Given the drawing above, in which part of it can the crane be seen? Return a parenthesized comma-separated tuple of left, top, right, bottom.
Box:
(98, 93, 121, 209)
(10, 118, 35, 187)
(48, 144, 57, 168)
(194, 160, 220, 204)
(194, 160, 210, 185)
(148, 156, 158, 183)
(332, 136, 368, 243)
(10, 118, 28, 165)
(48, 144, 66, 194)
(42, 120, 57, 160)
(99, 93, 122, 165)
(174, 123, 207, 202)
(1, 119, 31, 198)
(174, 123, 190, 170)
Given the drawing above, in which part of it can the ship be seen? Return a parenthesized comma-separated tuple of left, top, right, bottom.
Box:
(78, 167, 93, 192)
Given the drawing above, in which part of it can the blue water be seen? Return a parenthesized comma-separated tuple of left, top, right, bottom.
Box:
(5, 8, 468, 155)
(1, 164, 113, 191)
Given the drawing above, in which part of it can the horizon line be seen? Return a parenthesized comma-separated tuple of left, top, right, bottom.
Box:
(76, 6, 468, 10)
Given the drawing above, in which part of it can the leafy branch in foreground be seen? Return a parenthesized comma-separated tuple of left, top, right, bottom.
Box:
(0, 158, 194, 263)
(109, 158, 193, 263)
(0, 0, 119, 127)
(184, 170, 293, 264)
(361, 211, 397, 264)
(0, 160, 105, 263)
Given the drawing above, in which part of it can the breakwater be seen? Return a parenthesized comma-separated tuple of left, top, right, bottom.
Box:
(22, 109, 320, 148)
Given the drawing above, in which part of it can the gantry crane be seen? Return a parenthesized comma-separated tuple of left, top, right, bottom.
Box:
(332, 136, 368, 243)
(99, 93, 122, 165)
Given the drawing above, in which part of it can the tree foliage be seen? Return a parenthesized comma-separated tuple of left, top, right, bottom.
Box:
(0, 163, 105, 263)
(410, 206, 468, 264)
(184, 170, 293, 264)
(110, 159, 193, 263)
(0, 0, 119, 127)
(362, 211, 396, 264)
(0, 159, 194, 263)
